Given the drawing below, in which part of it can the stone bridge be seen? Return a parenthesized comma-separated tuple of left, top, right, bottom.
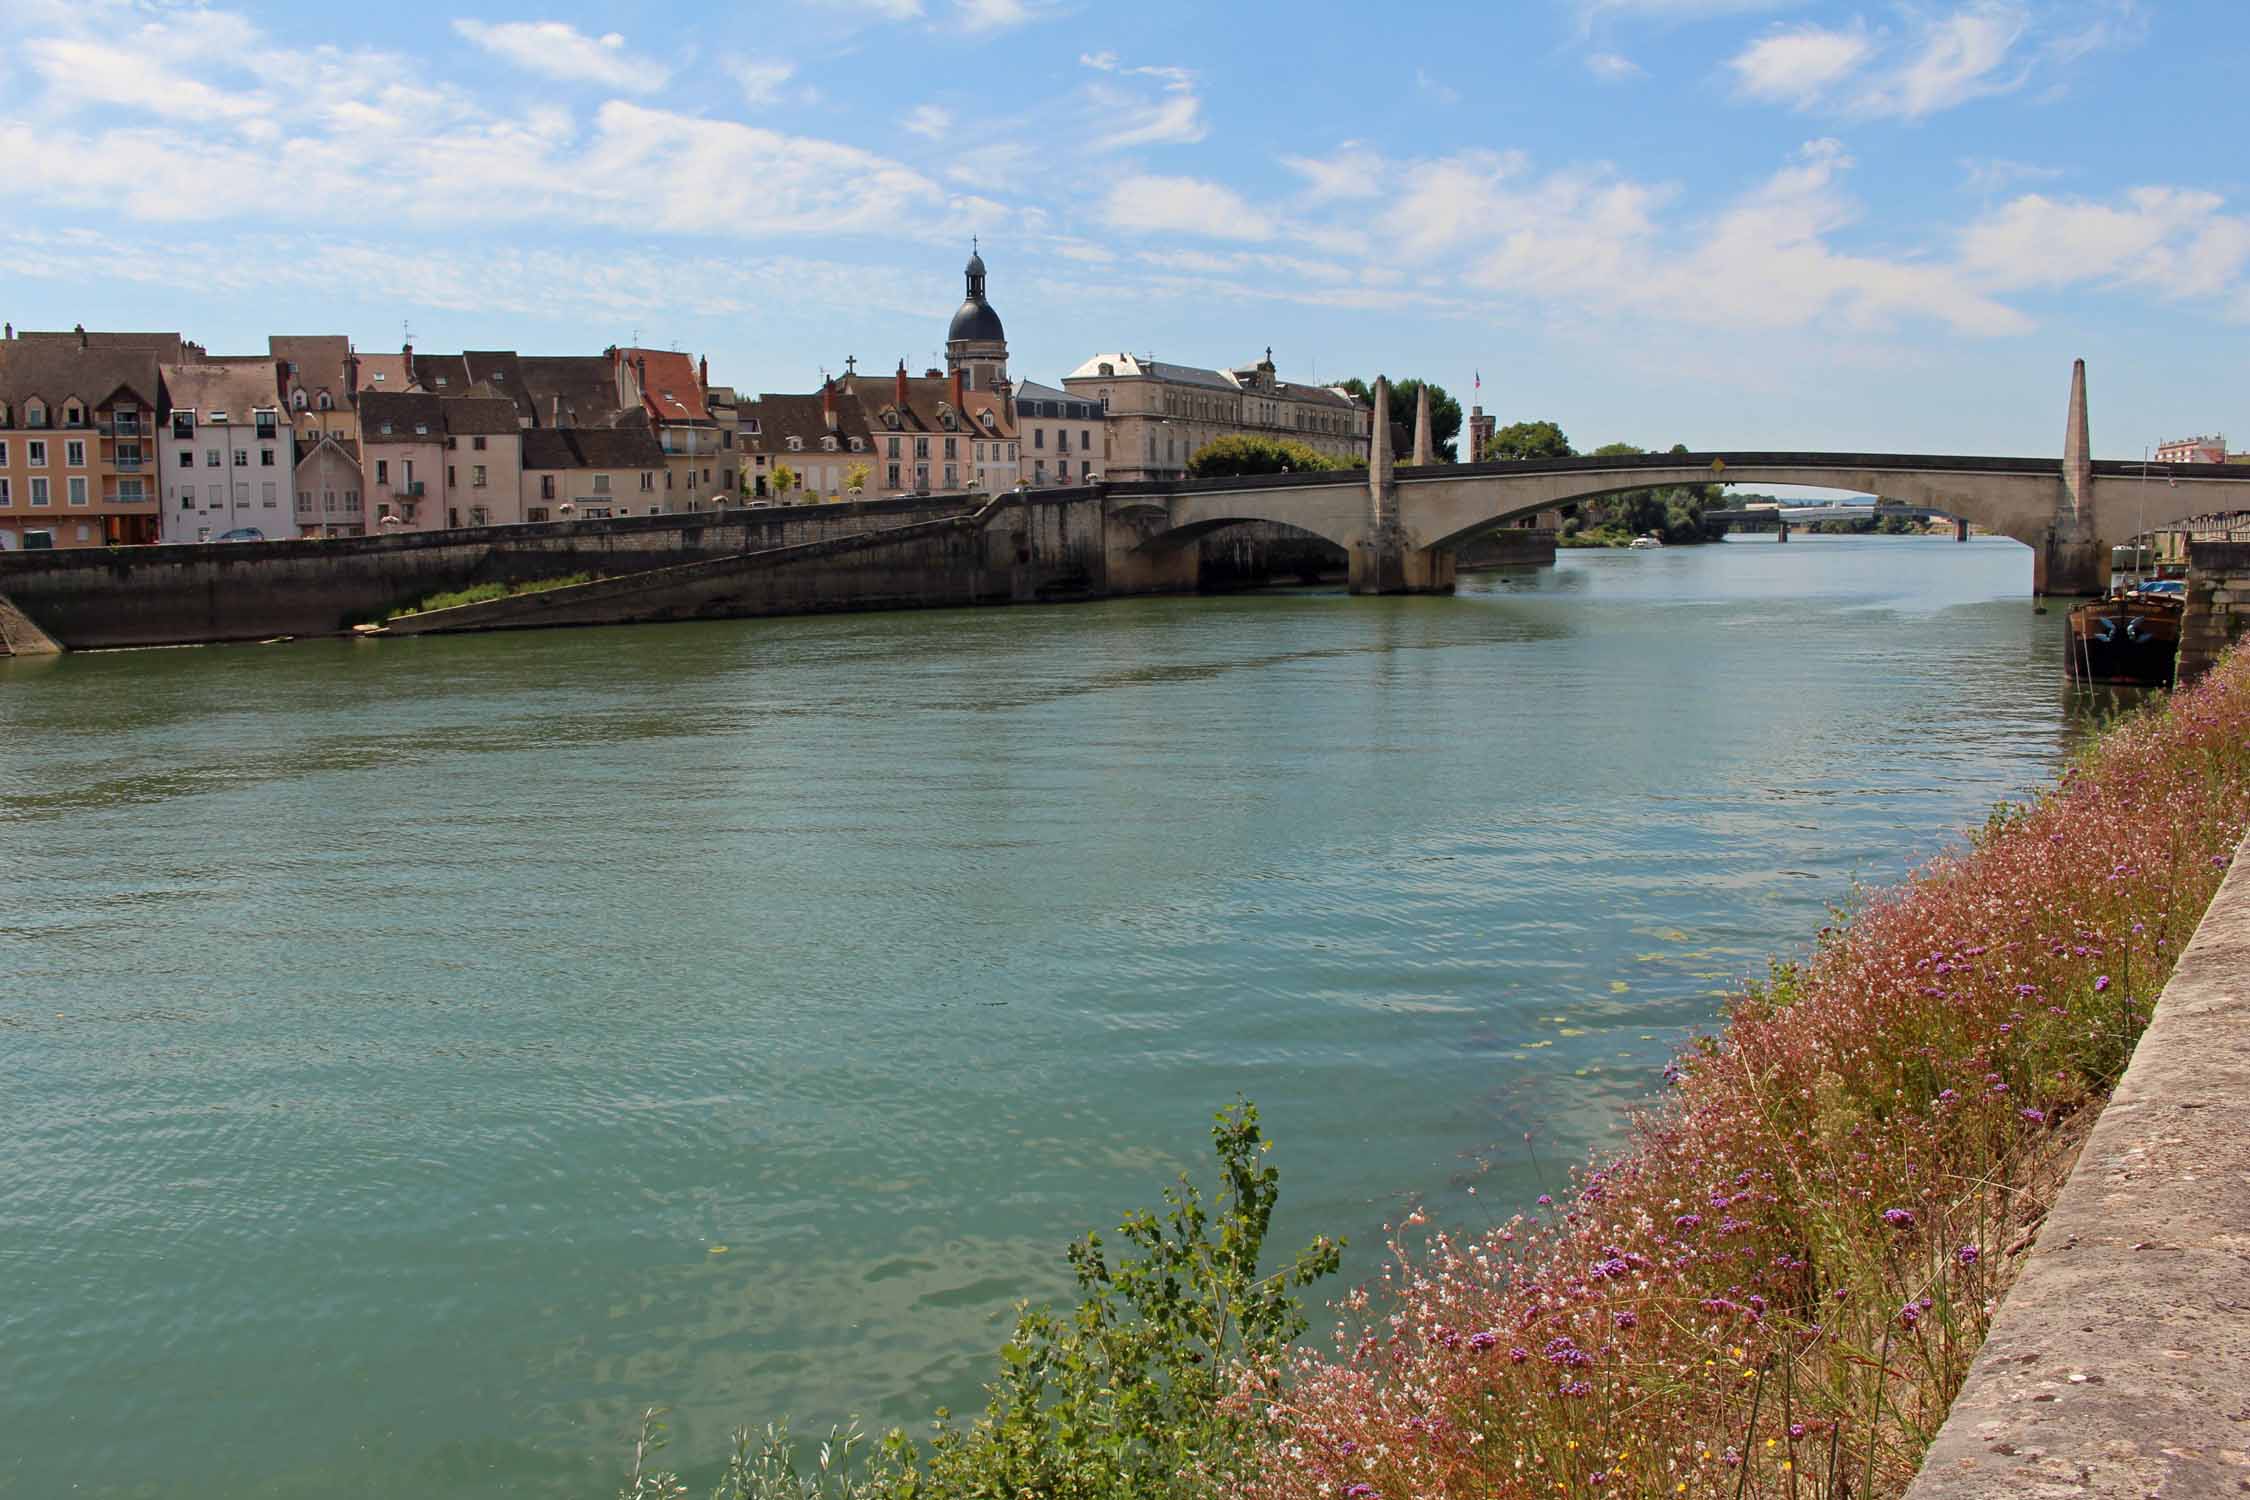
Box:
(1101, 362, 2250, 596)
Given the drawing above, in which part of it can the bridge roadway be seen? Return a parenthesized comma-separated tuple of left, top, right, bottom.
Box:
(1097, 365, 2250, 596)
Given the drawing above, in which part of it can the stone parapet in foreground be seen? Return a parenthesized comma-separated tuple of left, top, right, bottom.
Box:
(1905, 832, 2250, 1496)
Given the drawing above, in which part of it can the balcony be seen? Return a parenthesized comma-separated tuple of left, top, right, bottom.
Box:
(102, 489, 153, 507)
(100, 417, 142, 438)
(401, 481, 426, 498)
(113, 457, 144, 473)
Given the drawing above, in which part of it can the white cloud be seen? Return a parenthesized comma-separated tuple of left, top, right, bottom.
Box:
(1281, 146, 1386, 203)
(1586, 52, 1645, 81)
(810, 0, 925, 17)
(1101, 175, 1271, 241)
(730, 58, 801, 107)
(903, 104, 953, 139)
(957, 0, 1044, 29)
(1962, 188, 2250, 300)
(1855, 3, 2028, 119)
(452, 20, 670, 93)
(26, 33, 271, 122)
(1727, 23, 1875, 108)
(1959, 157, 2063, 195)
(1415, 68, 1461, 106)
(1082, 57, 1206, 149)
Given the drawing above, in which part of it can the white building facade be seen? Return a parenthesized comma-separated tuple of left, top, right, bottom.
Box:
(156, 359, 291, 543)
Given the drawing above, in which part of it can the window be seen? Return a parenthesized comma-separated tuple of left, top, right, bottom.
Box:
(177, 486, 192, 508)
(0, 479, 9, 505)
(1058, 460, 1070, 480)
(299, 490, 312, 509)
(293, 391, 307, 411)
(821, 436, 837, 452)
(75, 524, 90, 541)
(375, 460, 389, 483)
(64, 404, 83, 427)
(261, 482, 277, 508)
(786, 435, 802, 451)
(943, 464, 957, 488)
(206, 448, 221, 467)
(746, 418, 760, 435)
(943, 438, 957, 459)
(472, 435, 487, 451)
(177, 449, 193, 469)
(345, 490, 359, 512)
(914, 437, 929, 459)
(539, 475, 555, 500)
(318, 393, 332, 411)
(447, 467, 456, 488)
(255, 413, 276, 440)
(468, 506, 488, 527)
(233, 450, 248, 467)
(528, 506, 549, 523)
(886, 464, 900, 488)
(260, 448, 275, 467)
(117, 479, 144, 503)
(29, 478, 50, 506)
(68, 477, 88, 506)
(28, 440, 47, 467)
(647, 505, 661, 516)
(0, 440, 7, 466)
(640, 471, 654, 492)
(887, 436, 900, 459)
(471, 465, 487, 488)
(413, 423, 428, 435)
(173, 413, 194, 439)
(592, 474, 611, 493)
(25, 401, 46, 428)
(1034, 429, 1045, 449)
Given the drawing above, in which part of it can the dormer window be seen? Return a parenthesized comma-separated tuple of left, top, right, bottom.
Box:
(745, 418, 760, 435)
(433, 376, 449, 388)
(786, 436, 802, 451)
(882, 408, 899, 430)
(821, 436, 838, 452)
(208, 410, 229, 423)
(848, 437, 863, 452)
(413, 423, 428, 435)
(26, 400, 47, 428)
(1098, 363, 1115, 377)
(65, 403, 84, 426)
(979, 411, 995, 431)
(379, 421, 393, 435)
(292, 390, 307, 410)
(172, 412, 194, 438)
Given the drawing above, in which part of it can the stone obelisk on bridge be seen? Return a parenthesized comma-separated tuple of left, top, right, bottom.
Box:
(2041, 357, 2107, 596)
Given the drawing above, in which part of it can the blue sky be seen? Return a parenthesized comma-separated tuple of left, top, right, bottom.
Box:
(0, 0, 2239, 460)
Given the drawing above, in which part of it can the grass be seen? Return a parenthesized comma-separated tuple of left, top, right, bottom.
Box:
(391, 572, 598, 619)
(1241, 648, 2250, 1499)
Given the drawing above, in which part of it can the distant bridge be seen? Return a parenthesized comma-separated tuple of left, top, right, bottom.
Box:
(1098, 363, 2250, 595)
(1704, 504, 1953, 524)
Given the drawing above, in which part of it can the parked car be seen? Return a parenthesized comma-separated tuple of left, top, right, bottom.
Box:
(215, 528, 266, 543)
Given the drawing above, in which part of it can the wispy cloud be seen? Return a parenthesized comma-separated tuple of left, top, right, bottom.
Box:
(1959, 157, 2064, 195)
(1101, 175, 1271, 241)
(1082, 52, 1206, 149)
(1282, 145, 1387, 203)
(1415, 68, 1461, 106)
(730, 58, 804, 108)
(903, 104, 953, 139)
(1586, 52, 1645, 81)
(451, 19, 670, 93)
(1727, 22, 1876, 109)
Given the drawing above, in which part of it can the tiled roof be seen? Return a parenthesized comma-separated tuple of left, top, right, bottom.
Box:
(739, 390, 875, 456)
(461, 351, 535, 424)
(0, 343, 164, 412)
(411, 354, 471, 395)
(519, 355, 627, 429)
(836, 371, 1005, 442)
(619, 347, 711, 425)
(18, 330, 189, 362)
(269, 336, 352, 405)
(1012, 380, 1104, 421)
(161, 358, 284, 419)
(1065, 352, 1237, 391)
(293, 432, 361, 467)
(521, 419, 666, 471)
(359, 390, 446, 438)
(356, 354, 411, 392)
(442, 395, 520, 436)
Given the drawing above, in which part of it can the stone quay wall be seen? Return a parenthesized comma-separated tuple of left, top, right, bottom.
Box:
(0, 489, 1410, 650)
(2178, 540, 2250, 687)
(1903, 829, 2250, 1497)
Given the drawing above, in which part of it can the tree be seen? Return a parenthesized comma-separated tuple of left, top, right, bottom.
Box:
(1333, 377, 1462, 462)
(845, 462, 870, 496)
(770, 462, 798, 500)
(1187, 435, 1351, 477)
(1482, 420, 1573, 462)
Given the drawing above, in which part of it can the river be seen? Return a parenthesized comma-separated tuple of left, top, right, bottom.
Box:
(0, 536, 2113, 1495)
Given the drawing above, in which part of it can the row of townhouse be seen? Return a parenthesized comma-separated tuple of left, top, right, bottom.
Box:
(0, 326, 738, 549)
(0, 247, 1378, 549)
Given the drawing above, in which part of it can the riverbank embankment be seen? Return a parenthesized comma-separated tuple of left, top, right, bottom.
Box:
(1242, 642, 2250, 1499)
(0, 491, 1359, 650)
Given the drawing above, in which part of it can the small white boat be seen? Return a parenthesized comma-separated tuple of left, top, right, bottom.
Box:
(1628, 534, 1664, 549)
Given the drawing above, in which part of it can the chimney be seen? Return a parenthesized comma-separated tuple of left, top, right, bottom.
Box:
(822, 377, 838, 433)
(75, 322, 87, 349)
(636, 355, 648, 393)
(698, 354, 709, 390)
(3, 323, 11, 341)
(551, 394, 563, 429)
(950, 366, 965, 415)
(343, 346, 360, 395)
(895, 359, 908, 408)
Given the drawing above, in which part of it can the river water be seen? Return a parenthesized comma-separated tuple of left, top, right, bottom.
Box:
(1, 536, 2107, 1495)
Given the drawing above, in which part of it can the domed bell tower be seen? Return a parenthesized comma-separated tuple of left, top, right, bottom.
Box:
(945, 241, 1008, 392)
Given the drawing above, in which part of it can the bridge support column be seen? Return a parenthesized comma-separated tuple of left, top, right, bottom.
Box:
(1776, 521, 1790, 543)
(2037, 358, 2110, 597)
(2034, 532, 2109, 597)
(1954, 518, 1969, 543)
(1348, 540, 1455, 595)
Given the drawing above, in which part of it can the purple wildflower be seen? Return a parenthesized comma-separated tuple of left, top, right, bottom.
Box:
(1881, 1207, 1916, 1230)
(2021, 1107, 2047, 1124)
(1957, 1245, 1981, 1266)
(1614, 1309, 1638, 1329)
(1467, 1330, 1497, 1352)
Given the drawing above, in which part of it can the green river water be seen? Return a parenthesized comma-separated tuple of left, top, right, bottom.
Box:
(0, 536, 2113, 1495)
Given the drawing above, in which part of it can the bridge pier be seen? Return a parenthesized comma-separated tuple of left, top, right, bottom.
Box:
(1348, 539, 1455, 595)
(2034, 532, 2110, 597)
(1776, 521, 1790, 543)
(1954, 517, 1969, 543)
